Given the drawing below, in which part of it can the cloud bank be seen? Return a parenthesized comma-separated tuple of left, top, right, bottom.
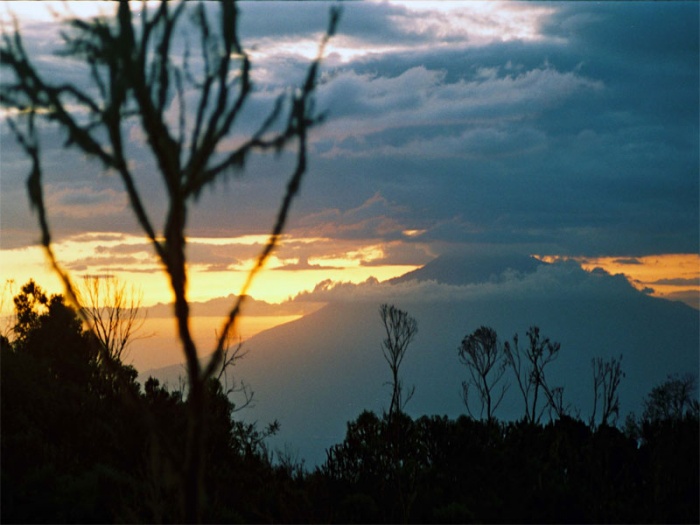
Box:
(1, 1, 697, 269)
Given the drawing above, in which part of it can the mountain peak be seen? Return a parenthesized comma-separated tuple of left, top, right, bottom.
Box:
(391, 247, 544, 286)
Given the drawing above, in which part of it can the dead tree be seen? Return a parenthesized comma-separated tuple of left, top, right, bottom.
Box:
(1, 279, 16, 341)
(78, 275, 146, 363)
(458, 325, 508, 421)
(380, 303, 418, 418)
(504, 326, 563, 423)
(1, 1, 339, 521)
(590, 354, 624, 428)
(215, 331, 254, 413)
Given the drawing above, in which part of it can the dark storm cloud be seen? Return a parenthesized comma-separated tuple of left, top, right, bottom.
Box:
(238, 1, 439, 46)
(302, 2, 697, 256)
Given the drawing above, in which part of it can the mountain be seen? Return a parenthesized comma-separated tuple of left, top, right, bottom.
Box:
(148, 251, 699, 466)
(390, 247, 543, 285)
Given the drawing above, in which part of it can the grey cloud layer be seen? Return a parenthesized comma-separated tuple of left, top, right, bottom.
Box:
(290, 259, 639, 307)
(1, 2, 697, 259)
(235, 1, 698, 256)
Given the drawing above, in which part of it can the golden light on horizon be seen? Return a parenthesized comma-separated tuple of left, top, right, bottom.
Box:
(0, 232, 421, 314)
(4, 232, 698, 315)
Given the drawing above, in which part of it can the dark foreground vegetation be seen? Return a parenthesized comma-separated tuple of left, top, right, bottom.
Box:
(2, 281, 698, 524)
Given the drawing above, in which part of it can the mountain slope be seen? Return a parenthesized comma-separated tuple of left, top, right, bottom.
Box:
(149, 253, 699, 466)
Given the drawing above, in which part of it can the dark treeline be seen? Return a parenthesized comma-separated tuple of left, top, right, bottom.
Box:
(1, 282, 698, 524)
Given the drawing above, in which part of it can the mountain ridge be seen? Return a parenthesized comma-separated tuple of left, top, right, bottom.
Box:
(146, 252, 699, 465)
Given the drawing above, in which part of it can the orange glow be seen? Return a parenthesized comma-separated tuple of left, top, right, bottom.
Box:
(1, 231, 417, 368)
(189, 235, 274, 246)
(1, 245, 65, 314)
(535, 254, 699, 309)
(187, 263, 419, 304)
(0, 232, 421, 312)
(127, 314, 304, 371)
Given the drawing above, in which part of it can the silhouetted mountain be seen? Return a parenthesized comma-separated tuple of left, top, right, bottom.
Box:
(149, 252, 699, 466)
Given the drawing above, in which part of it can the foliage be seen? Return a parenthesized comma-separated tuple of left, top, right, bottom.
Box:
(2, 281, 698, 523)
(641, 373, 699, 423)
(320, 410, 697, 523)
(1, 282, 282, 523)
(1, 1, 339, 520)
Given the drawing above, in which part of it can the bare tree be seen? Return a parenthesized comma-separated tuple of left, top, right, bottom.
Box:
(1, 1, 339, 521)
(458, 325, 508, 421)
(1, 279, 16, 341)
(380, 303, 418, 418)
(590, 354, 624, 428)
(544, 385, 570, 421)
(215, 331, 254, 413)
(503, 326, 563, 423)
(77, 275, 146, 363)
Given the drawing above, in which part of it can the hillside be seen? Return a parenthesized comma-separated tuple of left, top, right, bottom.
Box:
(148, 252, 699, 465)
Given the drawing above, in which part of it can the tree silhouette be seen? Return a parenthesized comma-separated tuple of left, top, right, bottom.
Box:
(3, 280, 302, 522)
(1, 1, 339, 520)
(590, 354, 624, 428)
(503, 326, 563, 423)
(458, 325, 508, 421)
(77, 276, 146, 363)
(215, 332, 255, 413)
(11, 279, 48, 344)
(2, 282, 142, 522)
(379, 303, 418, 418)
(642, 373, 699, 423)
(377, 304, 420, 521)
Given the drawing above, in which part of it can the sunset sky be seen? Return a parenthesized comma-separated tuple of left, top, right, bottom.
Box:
(1, 1, 698, 326)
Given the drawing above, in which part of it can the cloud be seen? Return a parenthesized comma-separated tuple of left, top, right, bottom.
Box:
(613, 258, 643, 266)
(272, 257, 341, 271)
(291, 259, 640, 308)
(646, 278, 699, 287)
(44, 186, 126, 219)
(146, 293, 315, 319)
(662, 290, 700, 311)
(314, 64, 603, 159)
(293, 192, 408, 240)
(65, 258, 144, 273)
(1, 1, 696, 261)
(93, 242, 153, 255)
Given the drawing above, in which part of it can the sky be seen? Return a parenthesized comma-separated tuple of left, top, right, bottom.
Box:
(1, 1, 698, 327)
